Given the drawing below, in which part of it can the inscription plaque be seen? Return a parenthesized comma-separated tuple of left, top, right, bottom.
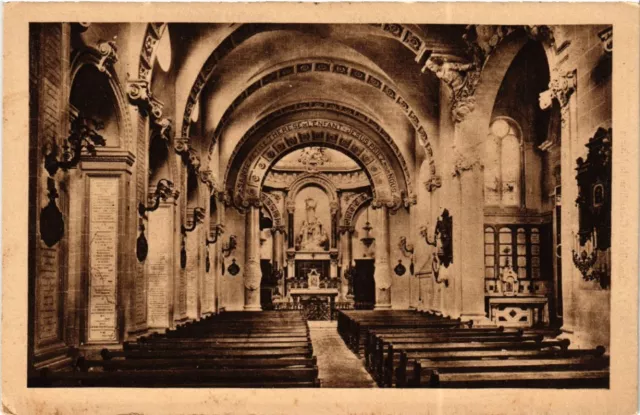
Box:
(147, 206, 172, 328)
(88, 177, 119, 343)
(186, 233, 198, 317)
(35, 246, 60, 346)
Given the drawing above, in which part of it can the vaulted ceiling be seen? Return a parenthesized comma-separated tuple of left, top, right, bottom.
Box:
(157, 23, 470, 202)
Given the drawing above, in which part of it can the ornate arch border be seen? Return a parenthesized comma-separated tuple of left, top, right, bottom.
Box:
(136, 23, 168, 82)
(342, 192, 372, 228)
(223, 100, 415, 196)
(260, 192, 283, 227)
(228, 119, 404, 210)
(177, 24, 435, 165)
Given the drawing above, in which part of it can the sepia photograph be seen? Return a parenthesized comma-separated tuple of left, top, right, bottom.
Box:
(3, 2, 639, 414)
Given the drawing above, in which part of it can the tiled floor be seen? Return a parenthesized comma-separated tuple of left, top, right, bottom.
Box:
(308, 321, 377, 388)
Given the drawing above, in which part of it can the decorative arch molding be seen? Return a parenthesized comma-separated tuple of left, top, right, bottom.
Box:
(223, 101, 415, 195)
(177, 24, 435, 162)
(284, 173, 340, 215)
(228, 119, 405, 211)
(260, 192, 283, 227)
(342, 192, 372, 228)
(137, 23, 168, 82)
(70, 46, 134, 155)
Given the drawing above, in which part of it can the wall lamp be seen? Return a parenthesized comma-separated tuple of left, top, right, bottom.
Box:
(138, 179, 175, 217)
(206, 224, 225, 246)
(44, 116, 106, 176)
(181, 207, 205, 234)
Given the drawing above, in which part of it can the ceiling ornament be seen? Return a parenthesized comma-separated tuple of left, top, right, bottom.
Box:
(297, 147, 330, 172)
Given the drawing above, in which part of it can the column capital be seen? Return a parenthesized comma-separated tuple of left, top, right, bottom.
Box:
(96, 36, 119, 74)
(338, 225, 356, 235)
(452, 151, 483, 178)
(425, 175, 442, 192)
(270, 225, 287, 235)
(539, 69, 577, 110)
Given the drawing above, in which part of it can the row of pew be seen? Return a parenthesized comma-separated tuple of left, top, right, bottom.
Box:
(337, 310, 609, 388)
(35, 311, 321, 387)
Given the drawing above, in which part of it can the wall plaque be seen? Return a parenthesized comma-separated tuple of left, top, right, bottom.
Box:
(186, 233, 198, 317)
(147, 206, 172, 328)
(35, 246, 61, 346)
(88, 177, 119, 343)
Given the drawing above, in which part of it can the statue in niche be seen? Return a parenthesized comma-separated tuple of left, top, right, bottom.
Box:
(295, 198, 329, 251)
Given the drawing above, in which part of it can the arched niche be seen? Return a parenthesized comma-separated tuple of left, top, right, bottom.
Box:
(69, 66, 120, 148)
(69, 49, 133, 153)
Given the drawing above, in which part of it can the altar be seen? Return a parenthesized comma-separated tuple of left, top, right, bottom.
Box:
(290, 288, 339, 321)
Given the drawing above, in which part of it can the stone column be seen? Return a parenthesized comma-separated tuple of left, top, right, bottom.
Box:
(339, 226, 354, 300)
(244, 205, 262, 311)
(453, 154, 487, 323)
(272, 226, 285, 296)
(373, 204, 392, 309)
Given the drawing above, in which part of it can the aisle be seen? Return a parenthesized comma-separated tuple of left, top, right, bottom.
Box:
(308, 321, 377, 388)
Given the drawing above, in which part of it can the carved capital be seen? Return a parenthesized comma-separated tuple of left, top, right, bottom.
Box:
(199, 169, 217, 193)
(96, 36, 118, 74)
(271, 225, 287, 235)
(149, 96, 164, 120)
(285, 200, 296, 214)
(425, 175, 442, 192)
(338, 225, 356, 235)
(452, 151, 483, 177)
(524, 25, 556, 48)
(126, 79, 150, 108)
(598, 27, 612, 55)
(402, 194, 417, 208)
(174, 137, 190, 154)
(539, 69, 577, 110)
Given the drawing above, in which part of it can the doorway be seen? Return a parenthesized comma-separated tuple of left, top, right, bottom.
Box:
(353, 259, 375, 309)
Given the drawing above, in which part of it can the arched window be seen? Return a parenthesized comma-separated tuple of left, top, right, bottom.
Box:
(484, 117, 524, 207)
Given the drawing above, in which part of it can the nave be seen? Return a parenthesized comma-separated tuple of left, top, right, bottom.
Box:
(28, 22, 613, 388)
(33, 310, 608, 388)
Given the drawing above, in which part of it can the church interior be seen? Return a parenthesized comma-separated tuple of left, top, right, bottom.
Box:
(28, 22, 613, 388)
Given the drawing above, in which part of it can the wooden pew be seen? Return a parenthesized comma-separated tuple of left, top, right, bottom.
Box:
(379, 339, 569, 387)
(419, 368, 609, 388)
(37, 366, 320, 388)
(409, 355, 609, 386)
(77, 356, 317, 372)
(366, 331, 540, 378)
(395, 346, 608, 387)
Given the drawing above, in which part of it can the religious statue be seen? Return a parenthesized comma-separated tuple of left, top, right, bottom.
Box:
(295, 198, 330, 251)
